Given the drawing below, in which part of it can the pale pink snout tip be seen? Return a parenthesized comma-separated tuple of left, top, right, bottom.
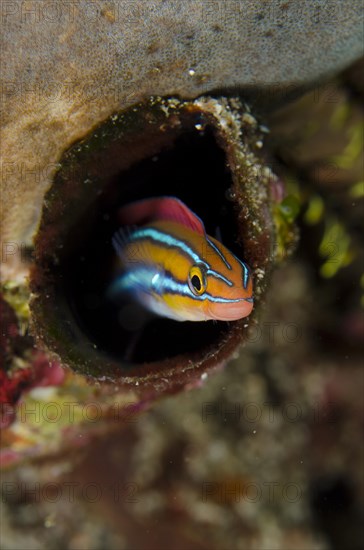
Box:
(208, 299, 254, 321)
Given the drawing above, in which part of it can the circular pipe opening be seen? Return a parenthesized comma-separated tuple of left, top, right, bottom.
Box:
(30, 98, 273, 386)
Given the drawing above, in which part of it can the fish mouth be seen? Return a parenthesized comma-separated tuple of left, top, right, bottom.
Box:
(208, 298, 254, 322)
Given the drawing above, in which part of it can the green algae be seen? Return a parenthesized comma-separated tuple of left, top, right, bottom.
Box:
(2, 281, 31, 334)
(272, 195, 300, 262)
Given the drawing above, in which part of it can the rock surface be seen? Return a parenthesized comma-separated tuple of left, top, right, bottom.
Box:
(1, 0, 363, 248)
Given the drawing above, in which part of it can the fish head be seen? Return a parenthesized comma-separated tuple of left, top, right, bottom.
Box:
(160, 230, 254, 322)
(199, 236, 254, 321)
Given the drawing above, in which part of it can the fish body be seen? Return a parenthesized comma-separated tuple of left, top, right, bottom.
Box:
(109, 197, 253, 322)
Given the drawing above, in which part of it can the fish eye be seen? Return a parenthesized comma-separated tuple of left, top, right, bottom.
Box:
(188, 265, 207, 295)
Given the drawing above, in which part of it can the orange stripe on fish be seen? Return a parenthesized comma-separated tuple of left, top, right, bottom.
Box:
(109, 197, 253, 322)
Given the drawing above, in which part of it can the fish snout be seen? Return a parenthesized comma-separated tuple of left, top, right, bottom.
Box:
(208, 297, 253, 321)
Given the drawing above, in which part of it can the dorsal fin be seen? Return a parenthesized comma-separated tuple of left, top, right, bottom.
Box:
(117, 197, 206, 235)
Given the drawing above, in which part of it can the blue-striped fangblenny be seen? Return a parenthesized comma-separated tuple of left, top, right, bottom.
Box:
(108, 197, 253, 322)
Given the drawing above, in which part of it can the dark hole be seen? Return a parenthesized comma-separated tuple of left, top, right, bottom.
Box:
(61, 126, 240, 364)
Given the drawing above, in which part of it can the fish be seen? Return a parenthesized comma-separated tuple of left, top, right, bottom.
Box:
(108, 197, 253, 322)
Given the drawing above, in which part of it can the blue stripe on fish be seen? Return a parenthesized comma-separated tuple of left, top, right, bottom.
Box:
(241, 261, 250, 289)
(128, 228, 234, 287)
(206, 237, 232, 270)
(112, 267, 253, 305)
